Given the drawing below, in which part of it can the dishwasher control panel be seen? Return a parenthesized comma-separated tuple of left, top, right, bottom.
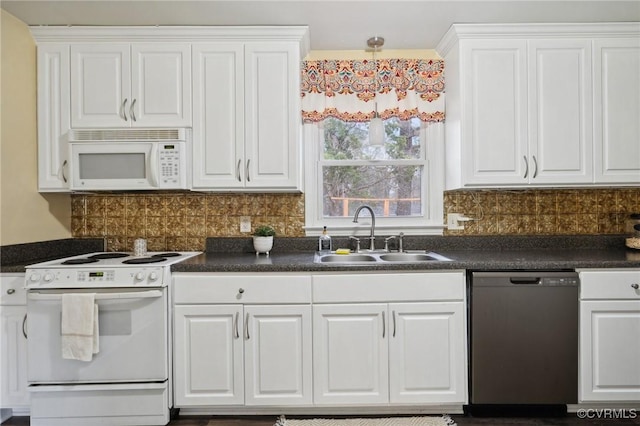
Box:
(541, 276, 580, 286)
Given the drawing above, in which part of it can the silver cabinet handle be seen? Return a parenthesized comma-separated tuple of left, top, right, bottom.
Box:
(122, 98, 128, 121)
(130, 98, 137, 122)
(238, 288, 244, 294)
(382, 311, 386, 338)
(236, 159, 242, 182)
(22, 313, 27, 339)
(6, 288, 15, 295)
(392, 310, 397, 337)
(61, 160, 68, 183)
(245, 312, 250, 340)
(246, 159, 251, 182)
(632, 283, 639, 290)
(234, 311, 240, 339)
(532, 155, 538, 178)
(523, 155, 529, 179)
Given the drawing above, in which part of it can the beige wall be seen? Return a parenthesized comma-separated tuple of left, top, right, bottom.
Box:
(0, 10, 70, 245)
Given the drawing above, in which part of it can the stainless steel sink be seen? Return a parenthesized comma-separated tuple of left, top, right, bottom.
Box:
(379, 253, 447, 262)
(318, 254, 377, 263)
(314, 251, 451, 264)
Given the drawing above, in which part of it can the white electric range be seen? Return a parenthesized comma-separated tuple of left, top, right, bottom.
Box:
(24, 251, 200, 426)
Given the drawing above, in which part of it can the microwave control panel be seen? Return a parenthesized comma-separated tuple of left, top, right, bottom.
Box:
(159, 144, 184, 187)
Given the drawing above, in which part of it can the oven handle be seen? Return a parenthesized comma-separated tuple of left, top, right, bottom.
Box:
(27, 290, 163, 301)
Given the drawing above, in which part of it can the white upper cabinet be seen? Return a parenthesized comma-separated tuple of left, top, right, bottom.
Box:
(32, 26, 309, 193)
(528, 39, 593, 184)
(192, 43, 245, 189)
(437, 23, 640, 189)
(70, 43, 191, 128)
(593, 38, 640, 184)
(36, 44, 70, 191)
(191, 32, 308, 191)
(458, 39, 528, 185)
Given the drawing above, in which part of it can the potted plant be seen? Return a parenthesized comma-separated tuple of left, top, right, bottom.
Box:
(252, 225, 276, 256)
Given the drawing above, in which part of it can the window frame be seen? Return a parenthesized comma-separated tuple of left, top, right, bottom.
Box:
(303, 121, 445, 237)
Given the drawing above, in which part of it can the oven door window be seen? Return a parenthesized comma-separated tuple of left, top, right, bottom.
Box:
(27, 289, 167, 384)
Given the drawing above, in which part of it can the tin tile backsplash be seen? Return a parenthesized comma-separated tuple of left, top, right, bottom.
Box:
(72, 192, 305, 251)
(443, 188, 640, 236)
(72, 188, 639, 250)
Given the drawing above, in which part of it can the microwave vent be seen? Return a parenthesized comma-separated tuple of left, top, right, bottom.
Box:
(69, 128, 187, 142)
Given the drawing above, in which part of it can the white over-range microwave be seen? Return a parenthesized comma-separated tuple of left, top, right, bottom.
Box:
(68, 128, 190, 191)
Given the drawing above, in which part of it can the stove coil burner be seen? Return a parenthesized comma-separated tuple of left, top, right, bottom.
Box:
(122, 257, 167, 265)
(61, 258, 100, 265)
(151, 253, 181, 258)
(89, 253, 129, 260)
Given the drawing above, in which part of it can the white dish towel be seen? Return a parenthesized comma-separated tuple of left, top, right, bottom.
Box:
(61, 293, 99, 361)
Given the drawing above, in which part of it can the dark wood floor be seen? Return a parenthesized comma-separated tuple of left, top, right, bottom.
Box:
(4, 413, 640, 426)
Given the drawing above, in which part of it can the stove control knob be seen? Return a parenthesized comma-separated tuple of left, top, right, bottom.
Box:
(29, 273, 41, 283)
(43, 273, 54, 283)
(135, 272, 145, 282)
(148, 272, 159, 282)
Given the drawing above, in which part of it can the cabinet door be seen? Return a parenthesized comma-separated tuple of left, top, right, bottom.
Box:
(580, 300, 640, 402)
(173, 305, 244, 406)
(37, 44, 70, 191)
(460, 39, 528, 185)
(389, 302, 466, 404)
(192, 43, 245, 189)
(0, 306, 29, 408)
(244, 42, 301, 190)
(313, 304, 388, 404)
(130, 43, 192, 127)
(244, 305, 312, 405)
(70, 44, 131, 128)
(528, 39, 593, 184)
(593, 38, 640, 184)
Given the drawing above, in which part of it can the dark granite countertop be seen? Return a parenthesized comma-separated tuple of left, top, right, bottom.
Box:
(171, 235, 640, 273)
(0, 238, 105, 273)
(3, 236, 638, 274)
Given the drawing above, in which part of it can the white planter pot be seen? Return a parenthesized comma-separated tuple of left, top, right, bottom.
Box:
(253, 236, 273, 255)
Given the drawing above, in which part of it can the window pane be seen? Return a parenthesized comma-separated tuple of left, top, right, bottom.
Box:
(322, 165, 423, 218)
(322, 117, 422, 160)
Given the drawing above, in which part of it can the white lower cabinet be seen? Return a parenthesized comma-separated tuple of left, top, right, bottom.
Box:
(578, 269, 640, 402)
(389, 302, 466, 404)
(312, 272, 468, 406)
(173, 274, 312, 407)
(174, 304, 244, 406)
(173, 271, 467, 409)
(313, 303, 389, 405)
(0, 274, 30, 413)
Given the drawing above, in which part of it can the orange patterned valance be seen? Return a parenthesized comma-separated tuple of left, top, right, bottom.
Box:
(301, 58, 445, 123)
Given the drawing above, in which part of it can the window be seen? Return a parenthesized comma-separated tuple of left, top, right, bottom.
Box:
(304, 118, 445, 236)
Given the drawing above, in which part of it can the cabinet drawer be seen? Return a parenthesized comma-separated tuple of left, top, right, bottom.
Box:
(0, 274, 26, 305)
(580, 269, 640, 300)
(173, 273, 311, 304)
(312, 271, 465, 303)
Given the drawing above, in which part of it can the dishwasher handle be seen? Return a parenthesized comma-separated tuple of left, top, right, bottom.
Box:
(510, 277, 541, 285)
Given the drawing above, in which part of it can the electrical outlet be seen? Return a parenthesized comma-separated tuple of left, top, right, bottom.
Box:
(240, 216, 251, 233)
(447, 213, 465, 230)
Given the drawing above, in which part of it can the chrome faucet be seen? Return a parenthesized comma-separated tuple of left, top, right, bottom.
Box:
(353, 205, 376, 251)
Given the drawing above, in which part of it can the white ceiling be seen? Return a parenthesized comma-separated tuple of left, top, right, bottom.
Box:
(2, 0, 639, 51)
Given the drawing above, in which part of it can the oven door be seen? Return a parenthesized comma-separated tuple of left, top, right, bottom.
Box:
(27, 288, 167, 384)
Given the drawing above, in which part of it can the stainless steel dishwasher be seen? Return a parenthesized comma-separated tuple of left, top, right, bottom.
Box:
(469, 271, 579, 412)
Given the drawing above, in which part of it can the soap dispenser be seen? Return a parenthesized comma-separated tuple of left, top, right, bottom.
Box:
(319, 226, 332, 252)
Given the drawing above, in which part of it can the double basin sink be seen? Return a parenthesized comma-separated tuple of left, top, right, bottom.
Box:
(314, 251, 452, 264)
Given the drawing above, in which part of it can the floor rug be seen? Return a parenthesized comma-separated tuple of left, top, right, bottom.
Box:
(274, 415, 456, 426)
